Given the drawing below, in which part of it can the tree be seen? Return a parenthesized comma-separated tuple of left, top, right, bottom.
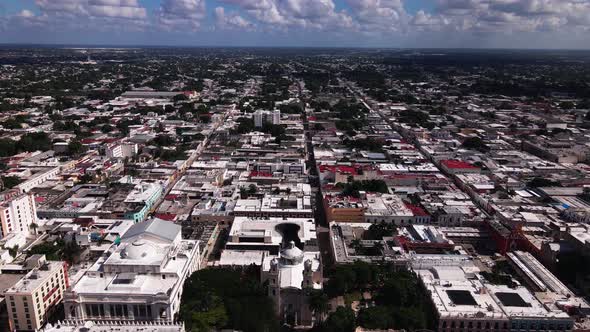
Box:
(308, 290, 329, 323)
(180, 268, 279, 332)
(100, 124, 114, 133)
(68, 140, 87, 156)
(239, 186, 247, 199)
(313, 123, 325, 131)
(1, 176, 22, 190)
(29, 223, 39, 235)
(559, 101, 575, 110)
(367, 222, 397, 240)
(527, 177, 561, 188)
(351, 239, 362, 254)
(358, 306, 395, 330)
(174, 94, 189, 102)
(8, 245, 19, 258)
(322, 307, 356, 332)
(248, 184, 257, 195)
(461, 137, 490, 153)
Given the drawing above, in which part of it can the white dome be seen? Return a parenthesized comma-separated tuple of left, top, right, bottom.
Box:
(280, 241, 304, 264)
(122, 240, 158, 260)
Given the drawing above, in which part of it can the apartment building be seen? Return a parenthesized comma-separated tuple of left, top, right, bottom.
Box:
(253, 109, 281, 127)
(0, 192, 37, 237)
(5, 256, 69, 332)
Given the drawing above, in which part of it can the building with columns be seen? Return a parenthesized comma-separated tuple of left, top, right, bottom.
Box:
(63, 218, 200, 323)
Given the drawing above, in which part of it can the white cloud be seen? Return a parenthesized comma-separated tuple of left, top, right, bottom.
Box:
(34, 0, 147, 20)
(215, 6, 255, 30)
(345, 0, 409, 32)
(217, 0, 355, 31)
(0, 0, 584, 44)
(18, 10, 36, 18)
(87, 0, 147, 19)
(157, 0, 206, 30)
(431, 0, 590, 33)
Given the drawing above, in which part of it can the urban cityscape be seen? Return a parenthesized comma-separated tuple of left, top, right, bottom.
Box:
(0, 44, 589, 332)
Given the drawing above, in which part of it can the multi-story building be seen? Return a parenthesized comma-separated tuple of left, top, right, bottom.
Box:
(105, 143, 139, 159)
(122, 182, 164, 222)
(223, 216, 317, 258)
(234, 194, 313, 219)
(412, 255, 574, 332)
(64, 218, 200, 323)
(42, 320, 185, 332)
(5, 256, 69, 332)
(0, 192, 37, 237)
(323, 195, 365, 223)
(253, 110, 281, 127)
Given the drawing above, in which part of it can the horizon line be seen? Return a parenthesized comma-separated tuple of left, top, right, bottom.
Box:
(1, 43, 590, 52)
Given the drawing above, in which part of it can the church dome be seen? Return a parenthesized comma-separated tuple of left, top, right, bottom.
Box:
(280, 241, 304, 264)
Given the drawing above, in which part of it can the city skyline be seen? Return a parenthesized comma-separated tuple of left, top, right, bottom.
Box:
(1, 0, 590, 49)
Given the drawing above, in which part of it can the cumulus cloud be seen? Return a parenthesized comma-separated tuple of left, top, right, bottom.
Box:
(345, 0, 409, 32)
(217, 0, 355, 31)
(25, 0, 148, 33)
(432, 0, 590, 33)
(156, 0, 206, 30)
(34, 0, 147, 20)
(87, 0, 147, 19)
(215, 6, 255, 30)
(0, 0, 587, 44)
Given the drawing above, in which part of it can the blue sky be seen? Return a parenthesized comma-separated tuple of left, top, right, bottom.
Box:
(1, 0, 590, 48)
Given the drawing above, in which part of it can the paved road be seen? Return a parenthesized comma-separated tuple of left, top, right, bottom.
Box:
(343, 79, 494, 220)
(297, 79, 334, 267)
(150, 110, 230, 215)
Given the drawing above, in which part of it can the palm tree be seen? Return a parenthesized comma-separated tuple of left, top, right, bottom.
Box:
(372, 241, 385, 255)
(29, 222, 38, 235)
(308, 290, 329, 324)
(351, 239, 362, 253)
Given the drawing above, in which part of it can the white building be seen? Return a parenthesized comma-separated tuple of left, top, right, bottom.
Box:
(5, 256, 69, 332)
(0, 192, 37, 237)
(218, 216, 321, 327)
(42, 320, 185, 332)
(412, 255, 574, 332)
(105, 143, 139, 159)
(253, 110, 281, 127)
(364, 193, 431, 225)
(64, 218, 200, 323)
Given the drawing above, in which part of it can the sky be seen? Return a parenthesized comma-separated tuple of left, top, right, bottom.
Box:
(1, 0, 590, 48)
